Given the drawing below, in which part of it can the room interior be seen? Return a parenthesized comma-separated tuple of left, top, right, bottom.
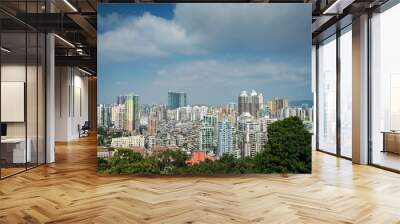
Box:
(0, 0, 95, 179)
(0, 28, 46, 178)
(0, 0, 399, 222)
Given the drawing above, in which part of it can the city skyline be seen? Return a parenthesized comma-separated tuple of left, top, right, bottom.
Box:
(98, 4, 312, 105)
(100, 90, 313, 108)
(97, 88, 313, 159)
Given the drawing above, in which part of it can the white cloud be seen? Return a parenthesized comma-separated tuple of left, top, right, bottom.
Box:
(98, 4, 310, 61)
(154, 59, 307, 86)
(151, 58, 308, 104)
(173, 4, 309, 52)
(98, 12, 203, 60)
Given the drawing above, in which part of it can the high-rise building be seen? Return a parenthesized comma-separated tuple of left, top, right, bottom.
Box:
(199, 126, 216, 152)
(279, 106, 313, 122)
(151, 105, 167, 121)
(148, 118, 158, 135)
(178, 106, 192, 121)
(237, 113, 267, 157)
(167, 108, 179, 121)
(168, 91, 187, 110)
(238, 90, 263, 116)
(117, 95, 126, 105)
(218, 118, 233, 156)
(97, 104, 104, 127)
(308, 107, 314, 122)
(203, 115, 218, 127)
(125, 93, 139, 132)
(111, 104, 126, 129)
(238, 91, 249, 115)
(199, 115, 218, 152)
(227, 103, 236, 113)
(268, 98, 289, 119)
(191, 106, 208, 121)
(97, 104, 112, 128)
(249, 90, 263, 117)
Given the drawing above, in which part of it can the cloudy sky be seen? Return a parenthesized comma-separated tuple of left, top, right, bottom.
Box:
(98, 3, 312, 105)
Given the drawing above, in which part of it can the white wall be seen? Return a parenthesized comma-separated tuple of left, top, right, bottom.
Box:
(55, 67, 89, 141)
(1, 63, 46, 164)
(1, 65, 26, 138)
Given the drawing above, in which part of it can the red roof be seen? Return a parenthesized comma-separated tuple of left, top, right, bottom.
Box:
(186, 151, 216, 165)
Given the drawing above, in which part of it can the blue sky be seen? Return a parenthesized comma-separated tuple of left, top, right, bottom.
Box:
(98, 3, 312, 105)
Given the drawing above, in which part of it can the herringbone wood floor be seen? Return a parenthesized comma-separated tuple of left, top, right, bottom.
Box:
(1, 136, 400, 224)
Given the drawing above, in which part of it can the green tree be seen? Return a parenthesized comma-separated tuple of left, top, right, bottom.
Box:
(100, 117, 311, 175)
(158, 150, 189, 174)
(111, 131, 123, 138)
(97, 157, 109, 173)
(97, 127, 106, 136)
(125, 157, 161, 174)
(234, 156, 257, 174)
(108, 149, 143, 174)
(97, 135, 105, 146)
(255, 116, 311, 173)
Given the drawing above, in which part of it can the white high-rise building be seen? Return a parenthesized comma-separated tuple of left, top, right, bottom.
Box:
(238, 90, 263, 116)
(238, 91, 249, 115)
(191, 106, 208, 121)
(111, 104, 126, 130)
(97, 104, 112, 128)
(237, 113, 268, 157)
(250, 90, 263, 116)
(178, 106, 192, 121)
(218, 118, 233, 156)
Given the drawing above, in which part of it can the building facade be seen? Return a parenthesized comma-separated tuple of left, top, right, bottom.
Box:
(97, 104, 112, 128)
(238, 90, 263, 116)
(168, 91, 187, 110)
(148, 118, 158, 136)
(117, 95, 126, 105)
(217, 119, 233, 156)
(111, 135, 145, 149)
(125, 93, 139, 132)
(237, 113, 267, 157)
(268, 98, 289, 119)
(111, 104, 126, 130)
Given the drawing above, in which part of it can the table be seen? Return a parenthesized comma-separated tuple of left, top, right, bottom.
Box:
(382, 131, 400, 154)
(1, 138, 31, 164)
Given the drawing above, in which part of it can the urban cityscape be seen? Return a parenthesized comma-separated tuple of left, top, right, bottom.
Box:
(97, 90, 313, 164)
(96, 4, 313, 173)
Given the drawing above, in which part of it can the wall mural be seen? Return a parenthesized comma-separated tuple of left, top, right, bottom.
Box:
(97, 3, 313, 175)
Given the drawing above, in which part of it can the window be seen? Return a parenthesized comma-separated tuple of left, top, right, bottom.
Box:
(339, 26, 352, 158)
(317, 35, 337, 154)
(370, 3, 400, 171)
(0, 1, 46, 179)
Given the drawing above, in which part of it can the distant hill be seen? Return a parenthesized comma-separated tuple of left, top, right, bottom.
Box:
(289, 100, 314, 107)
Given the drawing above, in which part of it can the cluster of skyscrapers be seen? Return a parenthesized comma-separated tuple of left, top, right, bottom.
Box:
(98, 93, 139, 132)
(238, 90, 263, 116)
(98, 90, 313, 159)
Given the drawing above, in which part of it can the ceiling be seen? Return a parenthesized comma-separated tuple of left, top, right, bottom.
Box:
(0, 0, 392, 75)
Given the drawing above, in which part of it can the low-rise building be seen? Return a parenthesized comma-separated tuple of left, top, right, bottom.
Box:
(111, 135, 145, 148)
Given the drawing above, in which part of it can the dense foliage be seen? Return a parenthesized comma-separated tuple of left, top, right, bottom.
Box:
(254, 116, 312, 173)
(97, 117, 311, 175)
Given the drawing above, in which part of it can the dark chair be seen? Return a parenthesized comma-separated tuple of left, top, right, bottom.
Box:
(79, 121, 90, 138)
